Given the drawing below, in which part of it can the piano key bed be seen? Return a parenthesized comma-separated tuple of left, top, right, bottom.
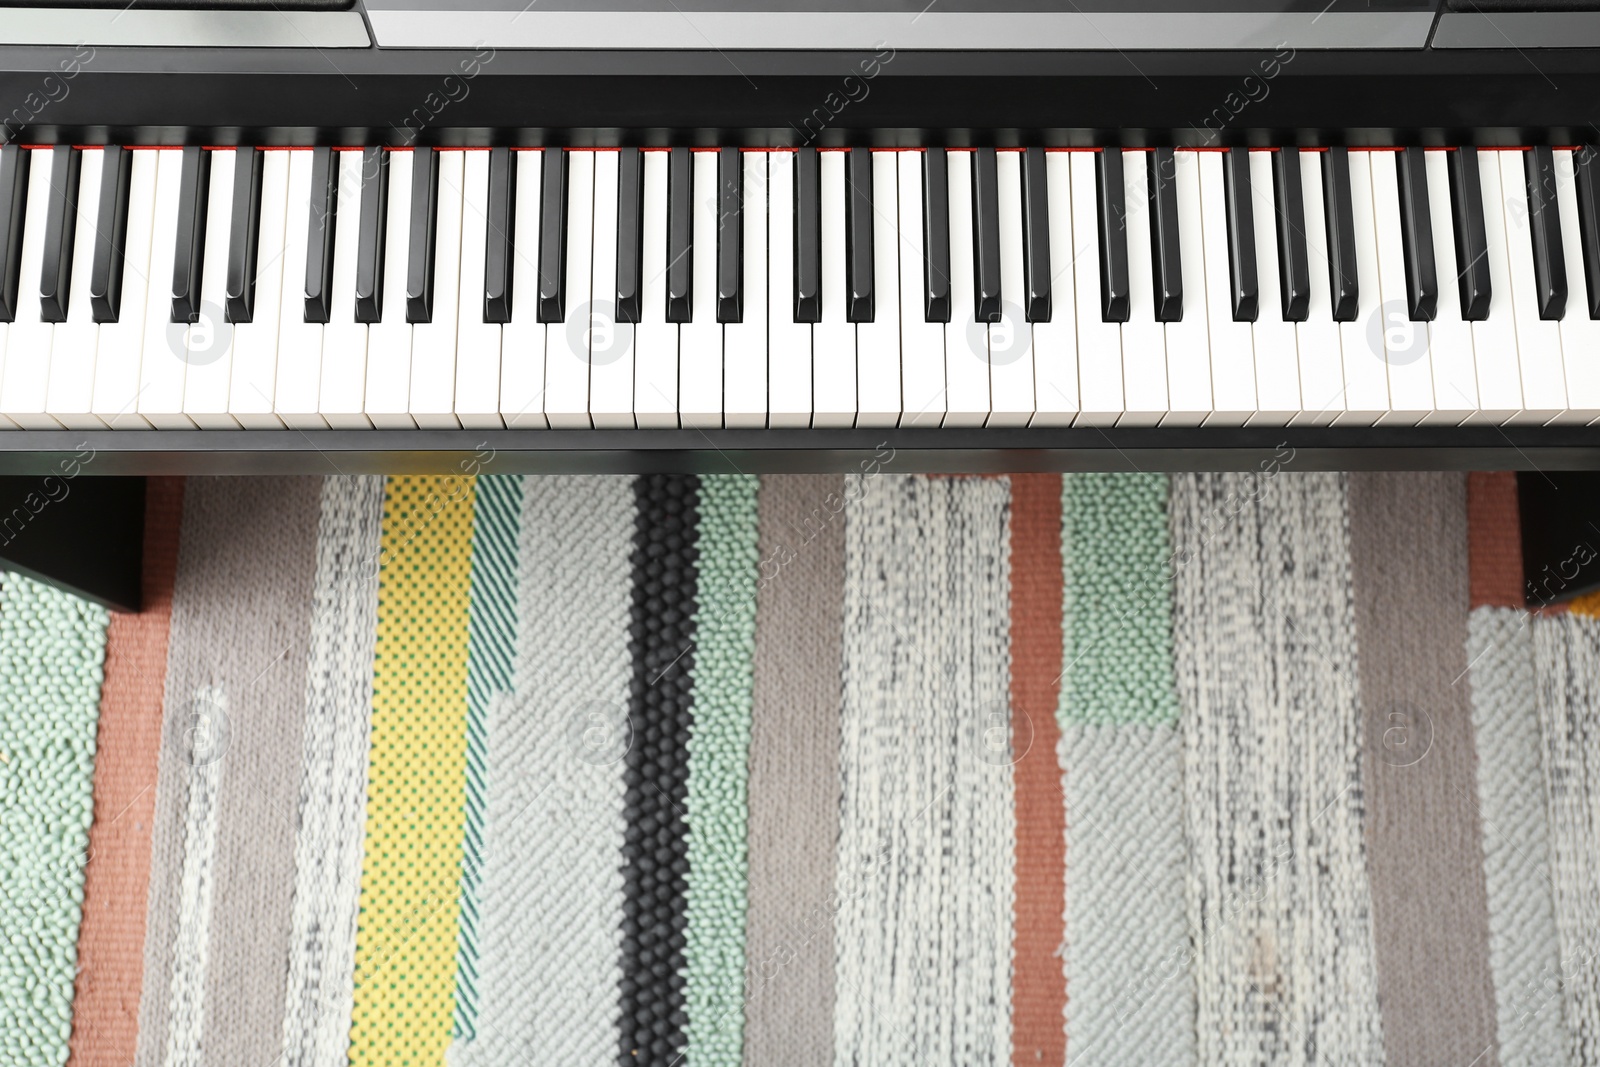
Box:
(0, 143, 1598, 473)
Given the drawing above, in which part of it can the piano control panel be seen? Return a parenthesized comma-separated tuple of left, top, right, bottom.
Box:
(5, 0, 1600, 50)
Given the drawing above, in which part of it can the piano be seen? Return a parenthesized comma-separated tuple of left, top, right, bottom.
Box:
(0, 0, 1597, 476)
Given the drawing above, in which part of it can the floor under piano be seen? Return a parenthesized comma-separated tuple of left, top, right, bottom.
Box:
(1, 469, 1595, 1066)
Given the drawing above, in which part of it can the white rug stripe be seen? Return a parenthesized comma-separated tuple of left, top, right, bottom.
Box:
(280, 475, 385, 1067)
(1534, 612, 1600, 1066)
(1059, 723, 1193, 1066)
(834, 474, 1015, 1066)
(163, 686, 227, 1067)
(1171, 472, 1386, 1066)
(448, 474, 633, 1065)
(1468, 606, 1568, 1067)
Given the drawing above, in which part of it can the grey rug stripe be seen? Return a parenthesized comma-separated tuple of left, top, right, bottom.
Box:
(280, 476, 385, 1066)
(1171, 472, 1385, 1066)
(1469, 608, 1567, 1067)
(1533, 613, 1600, 1065)
(1349, 472, 1500, 1067)
(743, 475, 846, 1067)
(132, 477, 323, 1067)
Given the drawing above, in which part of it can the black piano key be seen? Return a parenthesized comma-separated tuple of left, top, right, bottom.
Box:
(846, 147, 874, 323)
(39, 145, 80, 324)
(0, 144, 28, 323)
(406, 147, 439, 324)
(1223, 147, 1258, 323)
(537, 147, 570, 324)
(1272, 148, 1310, 322)
(1575, 146, 1600, 319)
(971, 147, 1000, 324)
(225, 146, 264, 324)
(922, 148, 951, 323)
(302, 146, 336, 325)
(482, 146, 513, 324)
(1525, 146, 1567, 321)
(354, 146, 388, 325)
(1149, 148, 1182, 323)
(1022, 147, 1051, 323)
(794, 147, 821, 323)
(717, 146, 743, 324)
(615, 147, 643, 324)
(665, 147, 691, 324)
(1450, 146, 1492, 321)
(89, 145, 130, 324)
(170, 145, 210, 325)
(1096, 148, 1129, 323)
(1397, 147, 1437, 322)
(1322, 147, 1358, 323)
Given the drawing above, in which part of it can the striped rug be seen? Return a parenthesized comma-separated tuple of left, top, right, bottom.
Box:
(0, 469, 1596, 1065)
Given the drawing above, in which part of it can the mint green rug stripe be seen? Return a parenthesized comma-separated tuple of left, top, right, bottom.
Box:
(685, 474, 760, 1065)
(1059, 473, 1179, 728)
(455, 472, 522, 1041)
(1057, 472, 1194, 1065)
(0, 572, 110, 1067)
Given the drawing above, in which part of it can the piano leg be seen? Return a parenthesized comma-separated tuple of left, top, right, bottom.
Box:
(0, 474, 143, 613)
(1518, 471, 1600, 611)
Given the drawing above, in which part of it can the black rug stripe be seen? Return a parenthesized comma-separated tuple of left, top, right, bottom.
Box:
(619, 473, 698, 1065)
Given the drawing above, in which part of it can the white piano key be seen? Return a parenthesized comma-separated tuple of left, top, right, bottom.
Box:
(1, 148, 59, 428)
(1119, 149, 1168, 426)
(317, 150, 371, 428)
(134, 149, 194, 428)
(232, 148, 290, 428)
(180, 148, 238, 428)
(274, 149, 325, 428)
(1198, 150, 1256, 424)
(368, 148, 418, 428)
(767, 150, 812, 429)
(1333, 150, 1389, 425)
(587, 151, 633, 428)
(1369, 150, 1434, 424)
(1164, 150, 1212, 426)
(679, 149, 723, 428)
(1247, 149, 1301, 425)
(724, 150, 767, 428)
(410, 148, 464, 429)
(499, 149, 547, 428)
(590, 150, 634, 428)
(633, 150, 678, 428)
(1028, 151, 1078, 426)
(1554, 149, 1600, 424)
(45, 147, 103, 429)
(988, 149, 1034, 426)
(454, 149, 503, 428)
(814, 149, 856, 428)
(944, 150, 990, 427)
(545, 149, 594, 428)
(1296, 151, 1347, 423)
(1471, 149, 1524, 423)
(92, 149, 157, 429)
(1071, 151, 1124, 426)
(1420, 148, 1478, 425)
(1498, 148, 1569, 423)
(899, 150, 945, 428)
(857, 150, 902, 427)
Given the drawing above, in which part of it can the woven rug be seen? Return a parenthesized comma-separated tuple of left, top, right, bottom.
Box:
(3, 469, 1599, 1067)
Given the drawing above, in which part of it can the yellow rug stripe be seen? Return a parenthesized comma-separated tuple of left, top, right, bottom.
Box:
(350, 474, 477, 1066)
(1568, 588, 1600, 617)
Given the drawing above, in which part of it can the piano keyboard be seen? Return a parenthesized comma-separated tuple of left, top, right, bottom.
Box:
(1, 142, 1598, 432)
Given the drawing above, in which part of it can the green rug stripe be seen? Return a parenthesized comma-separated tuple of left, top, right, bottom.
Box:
(455, 473, 523, 1041)
(1059, 473, 1180, 728)
(0, 572, 111, 1067)
(685, 474, 760, 1066)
